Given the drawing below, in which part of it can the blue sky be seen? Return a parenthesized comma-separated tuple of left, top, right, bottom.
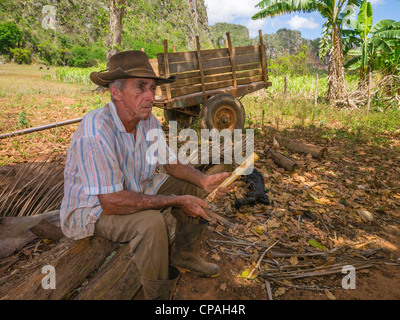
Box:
(204, 0, 400, 39)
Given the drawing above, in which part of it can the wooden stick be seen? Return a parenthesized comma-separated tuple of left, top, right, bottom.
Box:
(206, 152, 260, 202)
(248, 240, 280, 279)
(204, 153, 260, 230)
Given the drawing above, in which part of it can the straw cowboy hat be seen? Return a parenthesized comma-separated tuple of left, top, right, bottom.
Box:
(90, 50, 176, 87)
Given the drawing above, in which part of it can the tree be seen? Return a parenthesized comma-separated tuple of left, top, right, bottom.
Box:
(252, 0, 362, 102)
(107, 0, 126, 66)
(0, 22, 22, 54)
(343, 0, 400, 83)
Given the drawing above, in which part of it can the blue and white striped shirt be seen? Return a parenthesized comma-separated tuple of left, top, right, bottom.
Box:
(60, 101, 174, 239)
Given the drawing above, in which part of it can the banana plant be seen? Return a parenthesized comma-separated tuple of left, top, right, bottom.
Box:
(343, 0, 400, 82)
(252, 0, 362, 102)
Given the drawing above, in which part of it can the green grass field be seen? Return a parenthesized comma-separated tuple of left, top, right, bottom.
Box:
(0, 63, 399, 165)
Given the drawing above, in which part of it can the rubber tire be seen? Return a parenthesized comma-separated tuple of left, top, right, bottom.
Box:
(199, 93, 245, 131)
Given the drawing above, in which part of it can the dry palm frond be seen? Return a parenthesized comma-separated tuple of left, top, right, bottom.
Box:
(335, 74, 400, 110)
(188, 133, 254, 170)
(0, 154, 65, 217)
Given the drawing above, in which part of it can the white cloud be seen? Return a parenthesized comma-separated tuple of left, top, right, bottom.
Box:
(204, 0, 260, 25)
(246, 19, 266, 38)
(287, 15, 319, 30)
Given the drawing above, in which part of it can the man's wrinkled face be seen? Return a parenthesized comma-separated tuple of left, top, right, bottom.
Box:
(116, 77, 157, 122)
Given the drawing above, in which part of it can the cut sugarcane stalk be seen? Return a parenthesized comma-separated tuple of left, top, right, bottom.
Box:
(206, 152, 260, 202)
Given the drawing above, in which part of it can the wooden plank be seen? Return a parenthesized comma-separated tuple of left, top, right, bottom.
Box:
(162, 53, 260, 75)
(29, 219, 64, 242)
(170, 68, 263, 89)
(157, 45, 261, 65)
(234, 52, 261, 66)
(163, 39, 172, 100)
(196, 36, 206, 98)
(158, 61, 261, 79)
(170, 75, 264, 97)
(226, 32, 237, 88)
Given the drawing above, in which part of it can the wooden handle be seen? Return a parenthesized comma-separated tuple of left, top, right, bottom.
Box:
(206, 152, 260, 202)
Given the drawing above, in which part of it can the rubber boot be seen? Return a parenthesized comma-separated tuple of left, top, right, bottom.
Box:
(142, 266, 180, 300)
(172, 220, 220, 277)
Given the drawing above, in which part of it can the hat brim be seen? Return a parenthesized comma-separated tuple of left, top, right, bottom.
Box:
(90, 67, 177, 87)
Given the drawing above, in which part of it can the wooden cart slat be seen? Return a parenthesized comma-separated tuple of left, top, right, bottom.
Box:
(157, 45, 262, 65)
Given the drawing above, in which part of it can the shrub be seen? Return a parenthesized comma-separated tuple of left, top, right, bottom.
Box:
(66, 45, 106, 67)
(38, 40, 62, 66)
(9, 47, 31, 64)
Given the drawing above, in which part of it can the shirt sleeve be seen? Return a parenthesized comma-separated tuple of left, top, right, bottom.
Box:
(75, 135, 124, 195)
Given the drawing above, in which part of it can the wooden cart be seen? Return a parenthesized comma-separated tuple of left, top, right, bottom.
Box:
(153, 30, 272, 131)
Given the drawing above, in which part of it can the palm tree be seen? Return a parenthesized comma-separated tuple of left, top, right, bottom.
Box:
(252, 0, 362, 102)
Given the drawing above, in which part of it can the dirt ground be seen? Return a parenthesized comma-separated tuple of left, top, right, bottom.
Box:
(1, 119, 400, 301)
(173, 222, 400, 300)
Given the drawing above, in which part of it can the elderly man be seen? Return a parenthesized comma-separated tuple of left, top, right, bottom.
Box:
(60, 50, 230, 299)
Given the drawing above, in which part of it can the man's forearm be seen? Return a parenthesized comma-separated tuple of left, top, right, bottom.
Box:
(164, 162, 207, 189)
(98, 190, 179, 216)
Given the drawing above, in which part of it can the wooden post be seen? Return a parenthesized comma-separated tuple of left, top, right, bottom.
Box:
(196, 36, 206, 99)
(367, 72, 372, 111)
(315, 73, 319, 106)
(226, 32, 237, 89)
(258, 30, 268, 84)
(163, 39, 172, 100)
(173, 44, 176, 53)
(284, 76, 288, 99)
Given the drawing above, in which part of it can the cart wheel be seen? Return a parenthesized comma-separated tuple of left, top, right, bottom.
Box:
(199, 94, 245, 131)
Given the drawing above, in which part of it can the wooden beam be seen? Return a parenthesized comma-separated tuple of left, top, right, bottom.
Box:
(196, 36, 206, 100)
(226, 33, 237, 88)
(258, 29, 269, 84)
(163, 39, 172, 100)
(74, 244, 141, 300)
(0, 237, 119, 300)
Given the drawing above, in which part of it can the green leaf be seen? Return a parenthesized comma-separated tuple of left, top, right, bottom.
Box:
(308, 239, 324, 250)
(240, 268, 259, 280)
(358, 0, 373, 38)
(370, 19, 395, 34)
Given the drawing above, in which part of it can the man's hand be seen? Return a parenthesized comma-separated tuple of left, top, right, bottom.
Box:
(176, 195, 210, 220)
(201, 172, 231, 199)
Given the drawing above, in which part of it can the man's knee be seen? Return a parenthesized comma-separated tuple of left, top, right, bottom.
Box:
(139, 210, 168, 237)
